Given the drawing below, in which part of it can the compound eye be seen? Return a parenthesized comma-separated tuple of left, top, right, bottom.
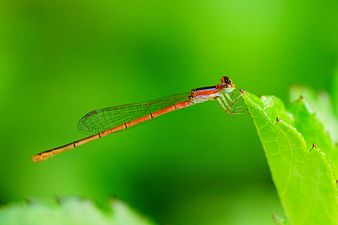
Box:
(222, 76, 232, 84)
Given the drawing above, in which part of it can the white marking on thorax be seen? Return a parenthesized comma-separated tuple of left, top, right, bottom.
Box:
(192, 92, 221, 104)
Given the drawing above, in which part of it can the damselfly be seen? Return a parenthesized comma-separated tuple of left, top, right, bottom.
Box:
(32, 76, 245, 162)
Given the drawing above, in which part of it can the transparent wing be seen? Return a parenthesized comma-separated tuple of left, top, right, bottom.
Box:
(78, 92, 191, 135)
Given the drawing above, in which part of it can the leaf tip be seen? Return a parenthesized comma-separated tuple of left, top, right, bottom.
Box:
(239, 88, 246, 95)
(272, 213, 288, 225)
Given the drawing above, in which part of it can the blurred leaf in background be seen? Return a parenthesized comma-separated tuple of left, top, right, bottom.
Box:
(0, 198, 155, 225)
(334, 67, 338, 120)
(0, 0, 337, 224)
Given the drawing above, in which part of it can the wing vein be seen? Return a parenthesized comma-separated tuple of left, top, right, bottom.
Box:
(78, 92, 190, 135)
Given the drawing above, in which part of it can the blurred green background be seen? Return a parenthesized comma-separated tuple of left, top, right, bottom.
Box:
(0, 0, 337, 224)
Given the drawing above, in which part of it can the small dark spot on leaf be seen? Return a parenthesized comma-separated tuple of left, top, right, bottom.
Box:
(310, 143, 317, 152)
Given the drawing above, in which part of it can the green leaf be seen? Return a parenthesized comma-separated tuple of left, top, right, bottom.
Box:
(289, 96, 338, 173)
(0, 198, 156, 225)
(290, 86, 338, 144)
(242, 91, 338, 225)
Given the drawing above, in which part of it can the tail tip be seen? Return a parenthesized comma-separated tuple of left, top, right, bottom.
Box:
(32, 153, 50, 163)
(32, 154, 42, 163)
